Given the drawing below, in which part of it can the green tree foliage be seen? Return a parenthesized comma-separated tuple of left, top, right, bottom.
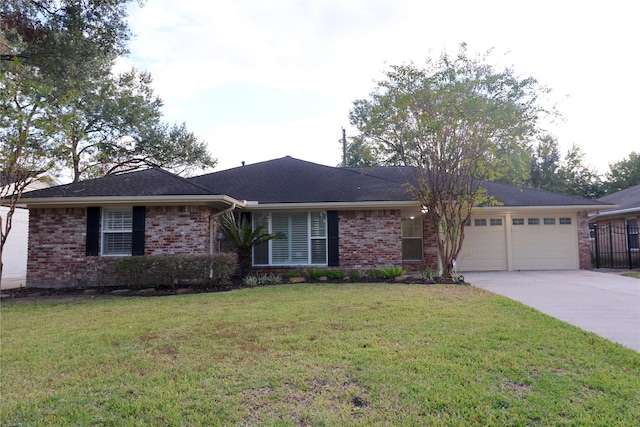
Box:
(0, 67, 56, 281)
(349, 44, 552, 277)
(529, 137, 602, 199)
(603, 151, 640, 194)
(1, 0, 216, 182)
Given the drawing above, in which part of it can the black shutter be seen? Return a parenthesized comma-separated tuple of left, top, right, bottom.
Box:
(327, 210, 339, 266)
(132, 206, 146, 256)
(86, 207, 100, 256)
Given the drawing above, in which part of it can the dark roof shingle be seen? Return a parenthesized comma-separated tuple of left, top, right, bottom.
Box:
(21, 168, 216, 199)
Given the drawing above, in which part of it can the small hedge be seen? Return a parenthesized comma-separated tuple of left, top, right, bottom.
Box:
(112, 253, 238, 290)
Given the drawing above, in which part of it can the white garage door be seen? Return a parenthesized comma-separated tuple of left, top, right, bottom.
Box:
(458, 216, 507, 271)
(457, 213, 579, 271)
(511, 214, 578, 270)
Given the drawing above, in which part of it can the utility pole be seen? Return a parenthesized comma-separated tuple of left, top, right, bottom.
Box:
(341, 127, 347, 167)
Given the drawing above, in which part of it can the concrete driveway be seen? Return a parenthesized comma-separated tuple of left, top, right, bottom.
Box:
(464, 270, 640, 352)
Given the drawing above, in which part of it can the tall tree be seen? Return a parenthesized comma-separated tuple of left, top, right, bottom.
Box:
(48, 68, 216, 182)
(350, 44, 553, 277)
(0, 67, 55, 282)
(603, 151, 640, 194)
(529, 137, 602, 199)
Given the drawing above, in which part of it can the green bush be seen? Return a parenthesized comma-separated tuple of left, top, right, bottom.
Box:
(112, 253, 238, 290)
(286, 270, 301, 278)
(325, 269, 346, 280)
(380, 266, 406, 279)
(368, 269, 382, 280)
(305, 268, 326, 280)
(349, 269, 362, 280)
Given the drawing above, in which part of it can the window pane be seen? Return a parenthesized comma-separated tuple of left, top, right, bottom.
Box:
(528, 218, 540, 225)
(253, 213, 270, 265)
(104, 209, 132, 231)
(310, 212, 326, 238)
(490, 218, 502, 226)
(103, 232, 132, 255)
(402, 239, 422, 260)
(474, 219, 487, 226)
(311, 239, 326, 264)
(544, 218, 556, 225)
(559, 218, 571, 225)
(402, 217, 421, 238)
(271, 212, 308, 264)
(512, 218, 524, 225)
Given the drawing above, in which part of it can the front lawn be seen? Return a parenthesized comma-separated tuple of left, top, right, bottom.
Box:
(2, 283, 639, 426)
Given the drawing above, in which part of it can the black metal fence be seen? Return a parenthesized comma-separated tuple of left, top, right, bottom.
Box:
(590, 223, 640, 269)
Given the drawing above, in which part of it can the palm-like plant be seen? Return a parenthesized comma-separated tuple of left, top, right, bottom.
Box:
(219, 212, 279, 276)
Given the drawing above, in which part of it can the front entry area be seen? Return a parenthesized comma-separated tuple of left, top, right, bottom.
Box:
(457, 213, 579, 271)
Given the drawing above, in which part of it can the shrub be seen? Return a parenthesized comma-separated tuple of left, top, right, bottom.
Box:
(305, 268, 327, 280)
(243, 275, 258, 287)
(112, 253, 238, 290)
(256, 273, 282, 286)
(113, 256, 156, 290)
(368, 269, 382, 280)
(421, 267, 437, 281)
(349, 269, 362, 281)
(325, 269, 346, 280)
(380, 266, 406, 279)
(287, 270, 301, 278)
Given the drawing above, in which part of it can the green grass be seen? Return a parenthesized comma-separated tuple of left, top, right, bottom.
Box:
(621, 271, 640, 279)
(2, 283, 639, 426)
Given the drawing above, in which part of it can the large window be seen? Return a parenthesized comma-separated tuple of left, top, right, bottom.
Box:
(402, 216, 423, 261)
(102, 208, 133, 256)
(253, 212, 327, 265)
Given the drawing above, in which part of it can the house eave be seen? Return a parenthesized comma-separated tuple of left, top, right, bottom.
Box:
(473, 204, 614, 213)
(241, 200, 420, 210)
(20, 195, 247, 209)
(590, 206, 639, 221)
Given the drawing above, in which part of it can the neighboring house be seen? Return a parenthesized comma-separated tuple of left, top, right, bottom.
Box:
(1, 173, 59, 288)
(19, 157, 611, 287)
(589, 184, 640, 269)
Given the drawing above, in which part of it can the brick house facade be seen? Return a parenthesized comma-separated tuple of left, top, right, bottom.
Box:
(20, 157, 611, 287)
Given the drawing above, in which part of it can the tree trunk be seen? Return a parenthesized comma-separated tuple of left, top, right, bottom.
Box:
(238, 247, 252, 277)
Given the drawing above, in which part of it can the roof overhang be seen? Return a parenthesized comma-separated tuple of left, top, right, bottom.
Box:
(590, 206, 638, 220)
(473, 204, 614, 213)
(240, 200, 420, 210)
(19, 195, 247, 210)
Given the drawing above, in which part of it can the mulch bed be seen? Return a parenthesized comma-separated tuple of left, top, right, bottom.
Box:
(1, 275, 466, 303)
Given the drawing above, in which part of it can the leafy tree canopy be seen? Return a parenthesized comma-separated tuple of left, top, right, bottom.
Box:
(603, 151, 640, 194)
(349, 44, 554, 277)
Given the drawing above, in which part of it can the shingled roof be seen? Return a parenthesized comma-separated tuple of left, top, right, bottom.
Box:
(21, 168, 216, 199)
(596, 184, 640, 215)
(18, 157, 611, 209)
(347, 166, 609, 207)
(189, 156, 409, 203)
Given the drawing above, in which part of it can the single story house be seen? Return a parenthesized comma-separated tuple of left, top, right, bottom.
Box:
(20, 156, 611, 287)
(589, 184, 640, 268)
(1, 173, 59, 289)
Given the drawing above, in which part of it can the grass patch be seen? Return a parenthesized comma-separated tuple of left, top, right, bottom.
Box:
(621, 271, 640, 279)
(2, 283, 639, 425)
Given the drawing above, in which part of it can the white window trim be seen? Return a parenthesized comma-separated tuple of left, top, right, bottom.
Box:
(402, 216, 423, 261)
(254, 211, 328, 266)
(101, 207, 133, 256)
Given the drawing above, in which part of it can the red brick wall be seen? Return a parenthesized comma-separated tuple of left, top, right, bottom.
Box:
(338, 209, 402, 269)
(577, 210, 591, 269)
(27, 207, 87, 287)
(145, 206, 211, 255)
(26, 205, 212, 287)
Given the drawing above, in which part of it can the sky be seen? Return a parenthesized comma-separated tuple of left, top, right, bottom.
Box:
(119, 0, 638, 174)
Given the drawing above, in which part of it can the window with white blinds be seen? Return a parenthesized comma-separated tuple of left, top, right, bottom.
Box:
(102, 208, 132, 255)
(253, 211, 327, 265)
